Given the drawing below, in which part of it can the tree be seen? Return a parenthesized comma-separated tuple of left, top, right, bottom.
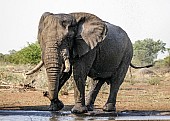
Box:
(132, 38, 166, 66)
(0, 53, 5, 62)
(8, 49, 17, 54)
(164, 48, 170, 66)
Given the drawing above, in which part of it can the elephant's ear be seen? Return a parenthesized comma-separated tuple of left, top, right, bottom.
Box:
(71, 13, 107, 57)
(37, 12, 53, 44)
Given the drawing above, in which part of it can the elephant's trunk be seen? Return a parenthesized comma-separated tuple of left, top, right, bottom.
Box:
(44, 46, 63, 101)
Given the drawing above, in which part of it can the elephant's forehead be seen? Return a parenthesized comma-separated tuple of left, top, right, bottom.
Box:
(54, 14, 73, 21)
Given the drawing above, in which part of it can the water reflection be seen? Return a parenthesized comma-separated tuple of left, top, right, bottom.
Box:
(0, 110, 170, 121)
(49, 111, 116, 121)
(49, 111, 73, 121)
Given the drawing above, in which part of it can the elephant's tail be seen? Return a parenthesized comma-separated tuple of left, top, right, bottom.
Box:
(130, 63, 153, 69)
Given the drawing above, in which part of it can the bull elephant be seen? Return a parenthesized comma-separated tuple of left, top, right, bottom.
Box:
(26, 12, 153, 114)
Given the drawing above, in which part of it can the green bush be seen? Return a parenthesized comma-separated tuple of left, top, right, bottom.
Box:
(163, 56, 170, 67)
(2, 42, 41, 64)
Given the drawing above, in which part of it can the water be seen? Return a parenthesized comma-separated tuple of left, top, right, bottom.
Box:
(116, 116, 170, 120)
(0, 110, 170, 121)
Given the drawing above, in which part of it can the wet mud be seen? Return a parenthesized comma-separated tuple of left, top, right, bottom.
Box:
(0, 110, 170, 121)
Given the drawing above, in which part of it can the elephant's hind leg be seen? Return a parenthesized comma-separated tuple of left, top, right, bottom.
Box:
(86, 80, 105, 111)
(103, 60, 130, 112)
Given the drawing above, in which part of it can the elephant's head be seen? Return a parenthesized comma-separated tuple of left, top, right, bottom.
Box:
(37, 12, 77, 104)
(26, 12, 107, 110)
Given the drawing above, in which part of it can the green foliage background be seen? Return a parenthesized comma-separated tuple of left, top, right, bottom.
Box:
(132, 38, 166, 66)
(0, 41, 41, 64)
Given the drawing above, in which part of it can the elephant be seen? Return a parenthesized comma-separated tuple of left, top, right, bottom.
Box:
(26, 12, 153, 114)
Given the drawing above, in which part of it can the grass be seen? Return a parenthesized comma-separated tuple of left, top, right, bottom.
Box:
(0, 69, 24, 85)
(0, 63, 168, 91)
(148, 77, 161, 85)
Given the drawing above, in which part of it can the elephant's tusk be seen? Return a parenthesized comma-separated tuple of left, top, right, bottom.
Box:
(25, 60, 44, 75)
(63, 59, 70, 73)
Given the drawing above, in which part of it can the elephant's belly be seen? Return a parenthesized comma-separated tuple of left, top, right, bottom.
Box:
(88, 49, 123, 79)
(88, 69, 115, 79)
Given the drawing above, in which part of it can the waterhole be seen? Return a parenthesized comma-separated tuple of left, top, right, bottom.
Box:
(0, 110, 170, 120)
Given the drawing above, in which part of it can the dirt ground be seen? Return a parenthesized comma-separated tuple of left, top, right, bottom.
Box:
(0, 65, 170, 113)
(0, 80, 170, 112)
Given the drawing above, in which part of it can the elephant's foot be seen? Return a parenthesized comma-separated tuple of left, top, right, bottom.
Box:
(71, 104, 88, 114)
(103, 103, 116, 112)
(86, 104, 94, 111)
(49, 99, 64, 111)
(43, 91, 64, 111)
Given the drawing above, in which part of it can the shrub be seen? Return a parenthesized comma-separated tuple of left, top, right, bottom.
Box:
(3, 42, 41, 64)
(148, 77, 161, 85)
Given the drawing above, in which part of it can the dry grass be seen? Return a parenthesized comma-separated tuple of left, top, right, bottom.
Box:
(0, 63, 170, 92)
(0, 63, 170, 111)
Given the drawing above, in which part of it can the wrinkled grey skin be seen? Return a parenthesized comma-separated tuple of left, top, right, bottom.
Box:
(26, 12, 151, 114)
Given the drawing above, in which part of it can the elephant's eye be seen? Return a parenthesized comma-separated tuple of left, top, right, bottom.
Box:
(68, 25, 73, 29)
(61, 21, 68, 28)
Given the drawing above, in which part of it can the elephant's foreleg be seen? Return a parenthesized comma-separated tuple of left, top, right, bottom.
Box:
(86, 80, 105, 111)
(71, 51, 96, 114)
(71, 72, 87, 113)
(71, 61, 89, 114)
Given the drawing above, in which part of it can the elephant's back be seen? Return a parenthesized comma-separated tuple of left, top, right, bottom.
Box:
(89, 22, 132, 79)
(104, 22, 131, 49)
(101, 22, 132, 57)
